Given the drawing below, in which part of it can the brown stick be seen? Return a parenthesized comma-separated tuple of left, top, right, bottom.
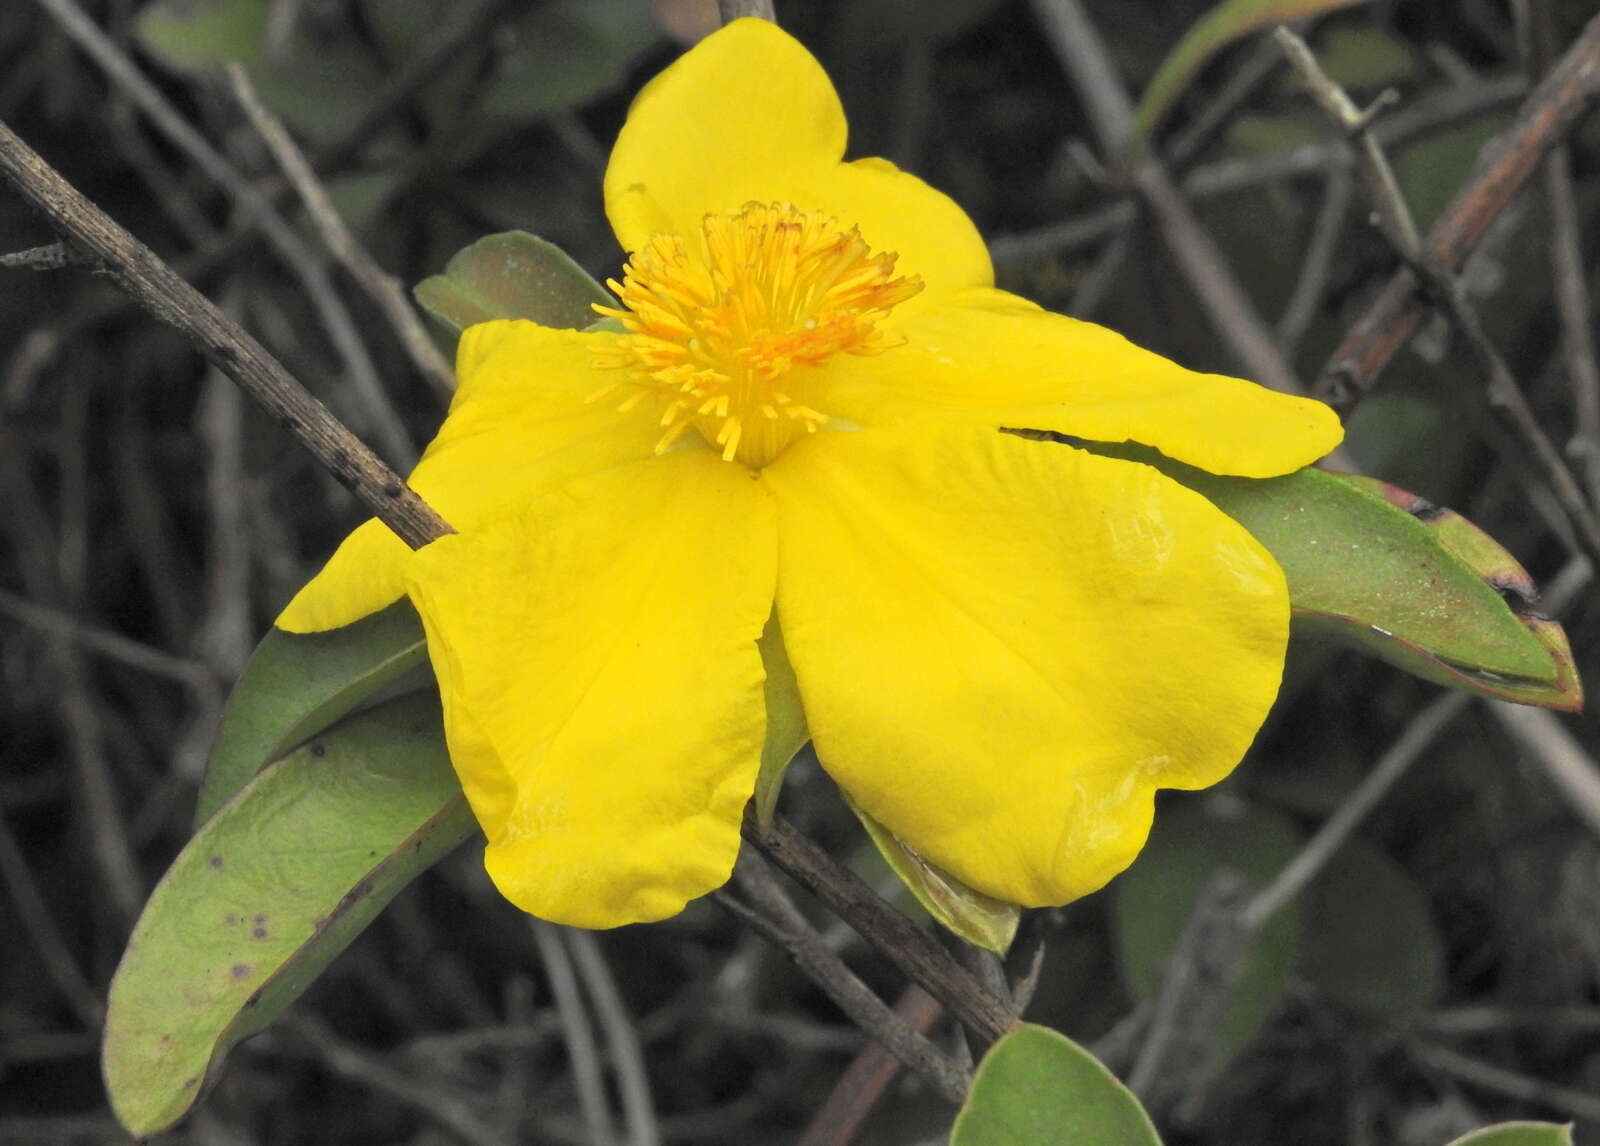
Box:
(1312, 9, 1600, 416)
(795, 986, 947, 1146)
(742, 813, 1015, 1045)
(0, 117, 453, 550)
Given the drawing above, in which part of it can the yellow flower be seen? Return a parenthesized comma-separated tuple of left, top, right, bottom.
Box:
(276, 19, 1342, 929)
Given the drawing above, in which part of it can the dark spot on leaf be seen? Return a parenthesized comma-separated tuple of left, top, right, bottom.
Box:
(208, 855, 224, 869)
(160, 1034, 172, 1043)
(310, 742, 326, 758)
(333, 875, 375, 916)
(231, 963, 252, 980)
(244, 991, 262, 1009)
(223, 914, 239, 926)
(253, 913, 267, 924)
(182, 1076, 199, 1090)
(252, 926, 268, 939)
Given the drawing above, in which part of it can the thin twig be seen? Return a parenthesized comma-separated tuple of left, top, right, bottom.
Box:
(0, 797, 105, 1029)
(1031, 0, 1307, 397)
(741, 812, 1014, 1046)
(563, 929, 662, 1146)
(717, 0, 775, 23)
(0, 241, 69, 269)
(1487, 703, 1600, 839)
(794, 985, 946, 1146)
(716, 857, 971, 1105)
(0, 586, 216, 693)
(1275, 167, 1352, 352)
(312, 0, 513, 171)
(1275, 28, 1421, 258)
(1243, 691, 1472, 930)
(286, 1017, 510, 1146)
(1545, 149, 1600, 507)
(532, 921, 620, 1146)
(1410, 1042, 1600, 1122)
(1312, 8, 1600, 417)
(990, 74, 1526, 266)
(0, 117, 452, 549)
(1279, 23, 1600, 573)
(226, 65, 455, 400)
(29, 0, 416, 464)
(1126, 869, 1253, 1117)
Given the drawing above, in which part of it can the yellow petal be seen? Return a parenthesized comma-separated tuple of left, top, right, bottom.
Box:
(276, 321, 658, 633)
(405, 452, 778, 928)
(763, 425, 1289, 907)
(826, 288, 1342, 477)
(603, 19, 989, 306)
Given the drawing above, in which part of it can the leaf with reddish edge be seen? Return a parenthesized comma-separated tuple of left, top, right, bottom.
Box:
(1446, 1125, 1574, 1146)
(413, 231, 614, 335)
(951, 1023, 1161, 1146)
(1127, 0, 1373, 160)
(197, 599, 427, 828)
(105, 693, 474, 1138)
(1304, 473, 1582, 710)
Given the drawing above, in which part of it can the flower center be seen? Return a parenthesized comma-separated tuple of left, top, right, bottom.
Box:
(591, 201, 923, 468)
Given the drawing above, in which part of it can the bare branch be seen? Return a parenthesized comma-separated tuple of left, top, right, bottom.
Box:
(0, 118, 453, 549)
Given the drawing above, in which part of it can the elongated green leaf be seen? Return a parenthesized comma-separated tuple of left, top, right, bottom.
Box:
(753, 615, 808, 826)
(413, 231, 614, 335)
(1128, 0, 1372, 157)
(951, 1024, 1162, 1146)
(480, 0, 660, 120)
(1301, 838, 1443, 1017)
(136, 0, 268, 72)
(197, 599, 427, 826)
(106, 693, 474, 1137)
(1112, 799, 1302, 1078)
(1446, 1125, 1574, 1146)
(847, 794, 1020, 955)
(1080, 442, 1580, 710)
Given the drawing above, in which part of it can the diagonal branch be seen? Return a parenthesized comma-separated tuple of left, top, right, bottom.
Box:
(1312, 8, 1600, 416)
(0, 118, 453, 550)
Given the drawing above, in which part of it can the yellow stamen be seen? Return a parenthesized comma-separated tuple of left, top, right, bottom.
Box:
(592, 201, 922, 468)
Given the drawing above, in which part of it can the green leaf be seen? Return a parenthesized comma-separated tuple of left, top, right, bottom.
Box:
(1093, 444, 1581, 711)
(197, 599, 427, 827)
(1112, 798, 1302, 1077)
(105, 693, 474, 1137)
(1301, 838, 1443, 1018)
(135, 0, 268, 72)
(951, 1024, 1162, 1146)
(847, 796, 1020, 955)
(753, 615, 808, 826)
(479, 0, 660, 120)
(1446, 1125, 1575, 1146)
(1127, 0, 1373, 158)
(413, 231, 614, 335)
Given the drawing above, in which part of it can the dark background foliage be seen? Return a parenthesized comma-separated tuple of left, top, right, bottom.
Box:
(1, 1, 1598, 1143)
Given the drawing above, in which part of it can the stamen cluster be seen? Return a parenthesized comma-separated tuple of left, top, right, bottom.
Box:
(592, 201, 922, 468)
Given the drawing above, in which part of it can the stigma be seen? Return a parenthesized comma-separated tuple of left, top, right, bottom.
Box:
(591, 201, 922, 468)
